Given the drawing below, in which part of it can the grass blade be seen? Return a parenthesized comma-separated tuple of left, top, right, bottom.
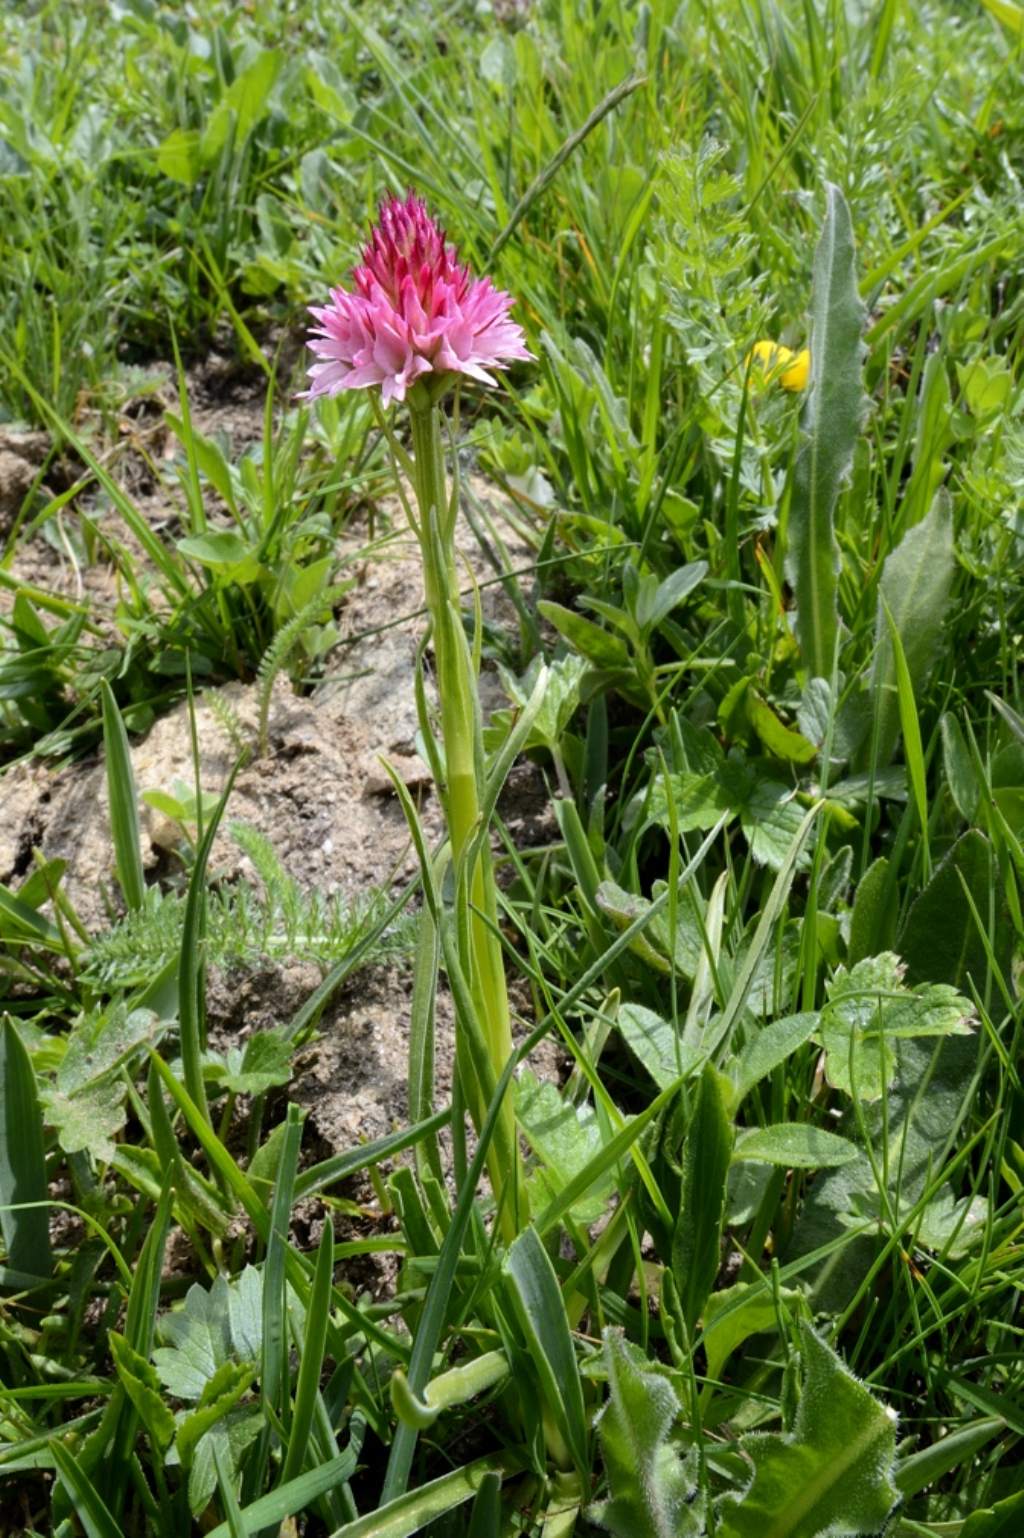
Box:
(280, 1191, 334, 1487)
(50, 1441, 125, 1538)
(178, 757, 243, 1124)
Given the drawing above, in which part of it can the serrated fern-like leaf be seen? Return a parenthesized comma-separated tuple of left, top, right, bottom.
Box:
(81, 827, 412, 986)
(254, 582, 350, 756)
(204, 692, 249, 759)
(786, 183, 866, 681)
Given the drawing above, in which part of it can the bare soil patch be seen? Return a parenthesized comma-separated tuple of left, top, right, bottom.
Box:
(1, 428, 563, 1153)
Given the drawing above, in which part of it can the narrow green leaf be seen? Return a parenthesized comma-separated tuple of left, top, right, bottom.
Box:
(467, 1473, 502, 1538)
(895, 1417, 1004, 1499)
(330, 1452, 521, 1538)
(672, 1065, 734, 1332)
(505, 1226, 589, 1479)
(0, 1018, 53, 1281)
(280, 1221, 334, 1486)
(101, 681, 145, 912)
(785, 182, 866, 679)
(262, 1105, 304, 1422)
(882, 597, 930, 872)
(407, 905, 442, 1188)
(50, 1441, 126, 1538)
(179, 759, 243, 1125)
(294, 1108, 451, 1200)
(205, 1450, 358, 1538)
(380, 1018, 528, 1503)
(0, 882, 62, 946)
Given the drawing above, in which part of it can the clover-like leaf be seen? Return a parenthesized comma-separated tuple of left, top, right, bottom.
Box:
(41, 1077, 126, 1163)
(818, 952, 973, 1101)
(516, 1069, 614, 1223)
(153, 1267, 263, 1402)
(206, 1028, 294, 1097)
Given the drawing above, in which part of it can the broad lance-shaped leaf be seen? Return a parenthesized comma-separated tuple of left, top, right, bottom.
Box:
(719, 1324, 898, 1538)
(786, 183, 866, 680)
(865, 489, 954, 767)
(590, 1328, 703, 1538)
(899, 830, 1013, 992)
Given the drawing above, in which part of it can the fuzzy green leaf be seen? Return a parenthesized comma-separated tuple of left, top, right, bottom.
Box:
(847, 858, 895, 966)
(516, 1070, 614, 1223)
(590, 1329, 703, 1538)
(153, 1268, 262, 1402)
(41, 1077, 126, 1163)
(899, 831, 1012, 991)
(617, 1004, 703, 1090)
(733, 1013, 819, 1100)
(719, 1325, 898, 1538)
(941, 713, 980, 823)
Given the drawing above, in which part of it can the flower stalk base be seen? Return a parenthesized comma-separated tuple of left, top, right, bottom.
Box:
(407, 401, 527, 1240)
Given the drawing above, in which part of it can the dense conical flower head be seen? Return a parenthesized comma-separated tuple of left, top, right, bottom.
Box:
(302, 193, 531, 406)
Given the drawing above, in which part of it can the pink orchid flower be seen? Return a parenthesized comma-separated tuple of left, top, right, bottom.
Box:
(302, 193, 532, 406)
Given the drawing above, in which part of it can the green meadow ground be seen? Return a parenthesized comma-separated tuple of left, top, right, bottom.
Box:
(1, 0, 1024, 1533)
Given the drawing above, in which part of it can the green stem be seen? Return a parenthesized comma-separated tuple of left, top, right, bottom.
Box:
(407, 399, 527, 1241)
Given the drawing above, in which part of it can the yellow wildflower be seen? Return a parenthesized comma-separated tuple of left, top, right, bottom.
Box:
(747, 340, 810, 391)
